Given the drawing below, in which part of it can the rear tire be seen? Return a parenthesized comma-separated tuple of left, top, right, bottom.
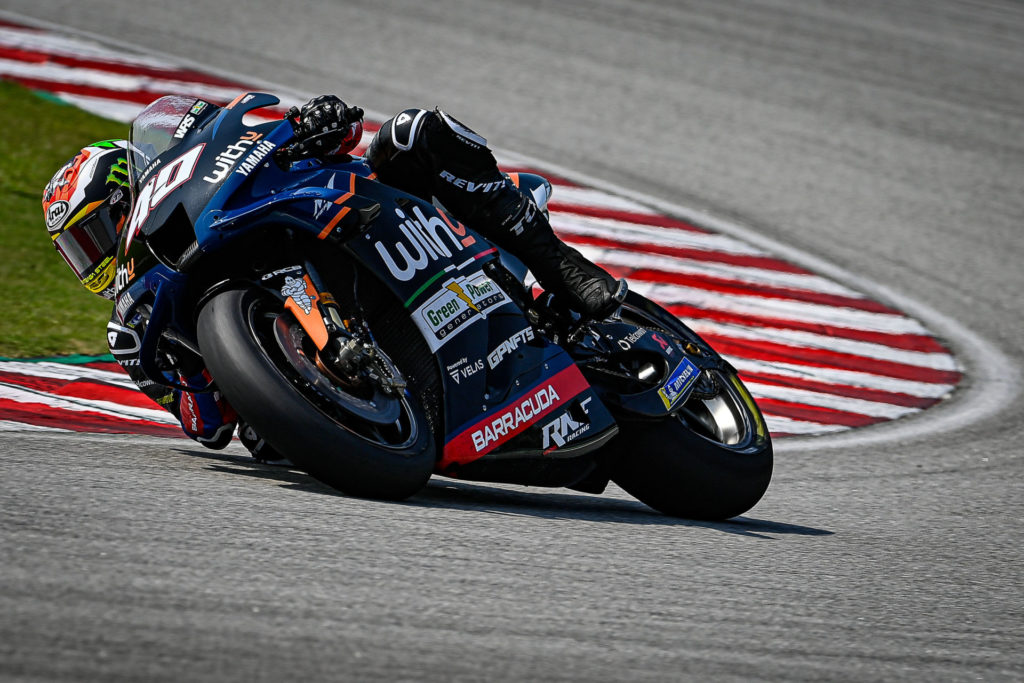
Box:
(609, 369, 773, 520)
(600, 293, 773, 519)
(197, 288, 435, 500)
(610, 420, 772, 520)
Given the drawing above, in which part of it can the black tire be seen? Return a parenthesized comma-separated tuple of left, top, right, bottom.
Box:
(609, 368, 773, 520)
(197, 288, 435, 500)
(599, 292, 773, 520)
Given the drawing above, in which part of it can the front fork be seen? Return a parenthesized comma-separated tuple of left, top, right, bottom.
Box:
(260, 260, 406, 396)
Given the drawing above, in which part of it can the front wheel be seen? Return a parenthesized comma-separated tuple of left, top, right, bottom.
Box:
(609, 368, 773, 520)
(196, 288, 435, 500)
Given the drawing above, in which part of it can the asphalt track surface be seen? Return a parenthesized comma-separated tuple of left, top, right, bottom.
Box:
(2, 1, 1022, 680)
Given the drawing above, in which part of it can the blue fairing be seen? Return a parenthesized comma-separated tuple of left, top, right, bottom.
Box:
(116, 92, 617, 460)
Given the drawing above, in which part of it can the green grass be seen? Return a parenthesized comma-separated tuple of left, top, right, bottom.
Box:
(0, 81, 127, 356)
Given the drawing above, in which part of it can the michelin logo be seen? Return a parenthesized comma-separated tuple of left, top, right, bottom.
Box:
(281, 276, 313, 314)
(658, 358, 700, 410)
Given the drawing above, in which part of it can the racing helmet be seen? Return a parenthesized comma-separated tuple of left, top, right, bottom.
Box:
(42, 140, 131, 300)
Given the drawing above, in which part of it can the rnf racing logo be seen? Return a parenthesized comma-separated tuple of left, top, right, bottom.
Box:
(541, 397, 593, 449)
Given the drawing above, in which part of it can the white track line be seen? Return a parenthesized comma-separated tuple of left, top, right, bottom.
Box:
(688, 321, 959, 371)
(0, 360, 137, 389)
(729, 357, 955, 398)
(576, 246, 867, 297)
(0, 383, 177, 424)
(629, 281, 931, 335)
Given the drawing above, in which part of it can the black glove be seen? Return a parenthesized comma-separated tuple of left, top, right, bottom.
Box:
(284, 95, 364, 158)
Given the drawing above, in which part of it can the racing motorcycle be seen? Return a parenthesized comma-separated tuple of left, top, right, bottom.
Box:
(117, 92, 772, 520)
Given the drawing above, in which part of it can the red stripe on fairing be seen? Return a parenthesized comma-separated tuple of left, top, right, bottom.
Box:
(0, 398, 181, 436)
(756, 399, 886, 428)
(737, 370, 941, 409)
(560, 233, 813, 275)
(703, 334, 962, 384)
(549, 203, 709, 234)
(0, 45, 245, 87)
(664, 303, 951, 353)
(441, 364, 590, 467)
(0, 372, 156, 410)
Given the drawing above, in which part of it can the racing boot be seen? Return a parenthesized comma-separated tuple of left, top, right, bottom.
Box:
(175, 369, 237, 449)
(237, 419, 293, 466)
(476, 183, 627, 320)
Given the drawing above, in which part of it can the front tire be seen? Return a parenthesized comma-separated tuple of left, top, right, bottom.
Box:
(197, 288, 435, 500)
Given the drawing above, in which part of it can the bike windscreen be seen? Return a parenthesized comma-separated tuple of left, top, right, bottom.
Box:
(127, 95, 211, 188)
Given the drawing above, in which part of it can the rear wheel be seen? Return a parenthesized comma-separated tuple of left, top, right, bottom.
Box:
(197, 288, 435, 500)
(609, 367, 773, 520)
(606, 294, 773, 519)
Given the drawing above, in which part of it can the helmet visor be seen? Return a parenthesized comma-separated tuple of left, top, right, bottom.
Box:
(53, 207, 121, 280)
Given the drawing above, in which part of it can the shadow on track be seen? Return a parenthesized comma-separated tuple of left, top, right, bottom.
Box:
(177, 447, 831, 539)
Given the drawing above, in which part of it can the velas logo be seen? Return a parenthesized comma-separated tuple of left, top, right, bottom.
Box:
(411, 271, 510, 351)
(446, 357, 484, 384)
(124, 144, 204, 254)
(375, 205, 476, 282)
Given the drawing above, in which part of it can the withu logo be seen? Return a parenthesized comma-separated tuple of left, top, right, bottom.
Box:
(375, 206, 476, 281)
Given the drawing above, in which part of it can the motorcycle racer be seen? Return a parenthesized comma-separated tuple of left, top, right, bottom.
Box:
(42, 95, 626, 457)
